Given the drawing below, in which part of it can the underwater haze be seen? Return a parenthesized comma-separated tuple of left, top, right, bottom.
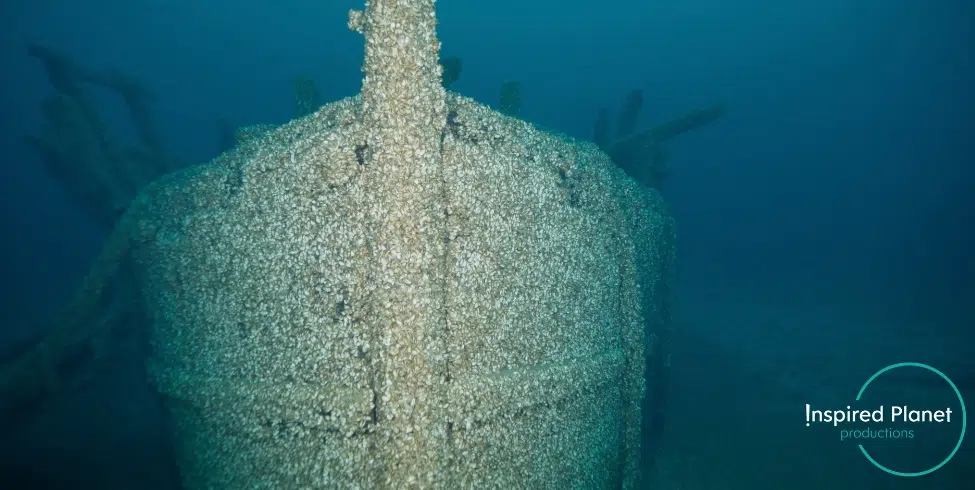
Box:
(1, 0, 972, 488)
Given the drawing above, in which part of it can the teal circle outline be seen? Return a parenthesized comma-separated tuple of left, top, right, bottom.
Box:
(855, 362, 967, 477)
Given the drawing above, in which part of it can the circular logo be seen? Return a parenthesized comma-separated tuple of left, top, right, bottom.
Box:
(855, 362, 967, 476)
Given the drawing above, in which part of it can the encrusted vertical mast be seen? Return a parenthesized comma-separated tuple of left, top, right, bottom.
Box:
(350, 1, 446, 135)
(349, 0, 451, 485)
